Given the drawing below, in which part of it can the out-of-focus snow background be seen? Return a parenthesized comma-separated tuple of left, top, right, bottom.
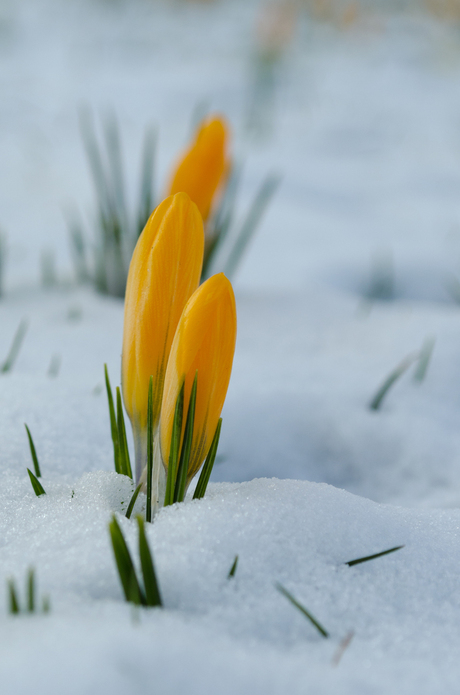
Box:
(2, 1, 460, 693)
(5, 0, 460, 297)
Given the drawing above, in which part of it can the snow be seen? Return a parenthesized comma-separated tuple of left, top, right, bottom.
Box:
(2, 473, 460, 695)
(1, 0, 460, 692)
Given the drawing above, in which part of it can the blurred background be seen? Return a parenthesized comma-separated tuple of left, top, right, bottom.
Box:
(2, 0, 460, 301)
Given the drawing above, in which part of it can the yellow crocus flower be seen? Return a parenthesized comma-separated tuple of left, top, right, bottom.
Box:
(167, 116, 228, 222)
(159, 272, 237, 498)
(122, 192, 204, 481)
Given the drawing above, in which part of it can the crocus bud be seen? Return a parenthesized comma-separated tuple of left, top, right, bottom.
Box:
(168, 116, 228, 222)
(122, 192, 204, 481)
(159, 273, 237, 493)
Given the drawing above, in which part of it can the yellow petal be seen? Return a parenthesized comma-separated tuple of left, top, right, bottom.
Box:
(160, 273, 237, 485)
(121, 192, 204, 477)
(167, 116, 229, 222)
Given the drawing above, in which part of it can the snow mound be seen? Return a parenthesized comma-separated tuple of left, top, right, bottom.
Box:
(0, 474, 459, 694)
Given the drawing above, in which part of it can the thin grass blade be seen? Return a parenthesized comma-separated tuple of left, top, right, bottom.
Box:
(8, 580, 20, 615)
(126, 483, 142, 519)
(202, 235, 220, 281)
(108, 516, 144, 605)
(104, 364, 121, 474)
(137, 126, 156, 237)
(224, 174, 280, 279)
(1, 319, 28, 373)
(137, 516, 162, 607)
(104, 112, 128, 233)
(127, 571, 145, 606)
(27, 469, 46, 497)
(67, 211, 90, 283)
(369, 352, 419, 411)
(202, 164, 242, 278)
(25, 424, 41, 478)
(276, 583, 329, 638)
(164, 383, 184, 507)
(27, 568, 35, 613)
(193, 418, 222, 500)
(146, 376, 154, 523)
(95, 246, 108, 295)
(116, 387, 133, 479)
(79, 108, 111, 220)
(413, 336, 435, 383)
(212, 163, 242, 240)
(79, 108, 129, 298)
(346, 545, 404, 567)
(42, 596, 51, 614)
(174, 372, 197, 503)
(227, 554, 239, 579)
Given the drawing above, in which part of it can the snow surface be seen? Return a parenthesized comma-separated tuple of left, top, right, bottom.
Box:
(3, 474, 460, 695)
(1, 0, 460, 693)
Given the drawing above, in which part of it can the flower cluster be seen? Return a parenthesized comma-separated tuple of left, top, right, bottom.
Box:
(121, 192, 237, 514)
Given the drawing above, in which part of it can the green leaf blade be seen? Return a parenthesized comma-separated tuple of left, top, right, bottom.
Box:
(369, 352, 419, 411)
(8, 580, 20, 615)
(413, 336, 435, 383)
(25, 424, 41, 478)
(164, 383, 184, 507)
(137, 517, 162, 607)
(104, 364, 121, 474)
(116, 387, 133, 480)
(1, 319, 28, 374)
(174, 372, 198, 504)
(193, 418, 222, 500)
(27, 469, 46, 497)
(27, 568, 35, 613)
(125, 483, 142, 520)
(346, 545, 404, 567)
(227, 554, 239, 579)
(146, 376, 154, 523)
(108, 515, 144, 606)
(276, 583, 329, 639)
(223, 174, 280, 280)
(137, 126, 156, 237)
